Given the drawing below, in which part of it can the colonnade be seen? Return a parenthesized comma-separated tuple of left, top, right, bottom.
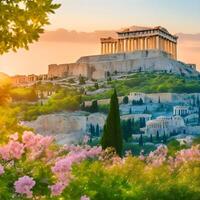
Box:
(101, 36, 177, 59)
(101, 41, 118, 54)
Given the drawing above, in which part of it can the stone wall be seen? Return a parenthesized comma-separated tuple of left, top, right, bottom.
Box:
(48, 50, 199, 80)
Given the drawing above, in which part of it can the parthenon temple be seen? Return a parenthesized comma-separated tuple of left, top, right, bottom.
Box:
(100, 26, 178, 59)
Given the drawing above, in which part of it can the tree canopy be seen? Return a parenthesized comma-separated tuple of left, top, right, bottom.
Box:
(0, 0, 60, 54)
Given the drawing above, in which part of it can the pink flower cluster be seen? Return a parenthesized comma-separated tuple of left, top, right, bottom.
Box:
(0, 140, 24, 160)
(0, 164, 4, 175)
(81, 195, 90, 200)
(50, 146, 102, 196)
(0, 132, 54, 161)
(14, 176, 36, 198)
(22, 131, 54, 160)
(146, 145, 168, 167)
(171, 145, 200, 168)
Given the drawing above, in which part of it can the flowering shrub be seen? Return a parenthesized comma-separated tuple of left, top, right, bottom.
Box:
(0, 131, 200, 200)
(14, 176, 36, 198)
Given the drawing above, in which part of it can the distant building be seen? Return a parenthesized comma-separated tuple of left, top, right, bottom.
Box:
(173, 106, 189, 116)
(11, 74, 48, 86)
(144, 116, 185, 135)
(27, 74, 38, 82)
(11, 75, 28, 86)
(101, 26, 178, 59)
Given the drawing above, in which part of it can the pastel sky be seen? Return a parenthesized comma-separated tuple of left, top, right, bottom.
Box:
(0, 0, 200, 75)
(49, 0, 200, 33)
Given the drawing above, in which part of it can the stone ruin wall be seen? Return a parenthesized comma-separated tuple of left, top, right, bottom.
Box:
(48, 50, 199, 80)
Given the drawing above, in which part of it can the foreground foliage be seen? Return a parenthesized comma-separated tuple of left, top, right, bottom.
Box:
(0, 0, 60, 54)
(0, 131, 199, 200)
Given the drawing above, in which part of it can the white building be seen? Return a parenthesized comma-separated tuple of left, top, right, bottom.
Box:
(144, 115, 185, 135)
(173, 106, 189, 116)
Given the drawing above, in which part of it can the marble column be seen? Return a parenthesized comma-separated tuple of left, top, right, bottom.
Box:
(154, 36, 157, 49)
(144, 37, 148, 50)
(121, 39, 124, 52)
(156, 36, 159, 50)
(107, 43, 110, 54)
(101, 43, 103, 54)
(125, 39, 128, 52)
(104, 43, 106, 54)
(175, 43, 177, 59)
(129, 39, 132, 51)
(106, 43, 108, 54)
(134, 39, 137, 51)
(163, 38, 166, 52)
(137, 38, 140, 50)
(114, 42, 116, 53)
(142, 38, 145, 50)
(167, 40, 170, 54)
(117, 40, 121, 53)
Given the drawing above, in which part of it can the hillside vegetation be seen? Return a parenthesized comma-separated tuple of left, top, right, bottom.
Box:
(85, 73, 200, 100)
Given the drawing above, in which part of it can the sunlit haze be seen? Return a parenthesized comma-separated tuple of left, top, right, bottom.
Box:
(1, 0, 200, 75)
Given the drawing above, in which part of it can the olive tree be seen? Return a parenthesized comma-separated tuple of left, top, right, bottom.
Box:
(0, 0, 60, 54)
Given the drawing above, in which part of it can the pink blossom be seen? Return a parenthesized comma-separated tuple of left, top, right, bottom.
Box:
(0, 145, 10, 160)
(0, 141, 24, 160)
(146, 145, 168, 167)
(8, 141, 24, 159)
(22, 131, 54, 160)
(0, 164, 4, 175)
(173, 145, 200, 167)
(51, 145, 102, 195)
(50, 182, 66, 196)
(81, 195, 90, 200)
(22, 131, 37, 148)
(14, 176, 36, 198)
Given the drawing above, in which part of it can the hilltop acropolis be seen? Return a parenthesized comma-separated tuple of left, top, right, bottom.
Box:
(11, 25, 199, 84)
(101, 26, 178, 59)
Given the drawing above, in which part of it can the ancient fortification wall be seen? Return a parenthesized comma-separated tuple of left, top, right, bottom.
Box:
(48, 50, 199, 80)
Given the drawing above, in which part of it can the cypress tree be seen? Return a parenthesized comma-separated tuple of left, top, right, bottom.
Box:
(101, 89, 123, 156)
(156, 131, 160, 142)
(96, 124, 100, 137)
(139, 134, 143, 146)
(150, 134, 153, 143)
(163, 132, 167, 143)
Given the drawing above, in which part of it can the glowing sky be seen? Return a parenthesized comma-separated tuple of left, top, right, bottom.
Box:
(0, 0, 200, 75)
(48, 0, 200, 33)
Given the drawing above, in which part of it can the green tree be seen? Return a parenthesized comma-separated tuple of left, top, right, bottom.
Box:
(91, 100, 98, 113)
(139, 133, 143, 146)
(0, 0, 60, 54)
(79, 75, 86, 85)
(156, 131, 160, 142)
(163, 132, 167, 143)
(101, 89, 123, 156)
(150, 134, 153, 143)
(123, 96, 129, 104)
(96, 124, 100, 137)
